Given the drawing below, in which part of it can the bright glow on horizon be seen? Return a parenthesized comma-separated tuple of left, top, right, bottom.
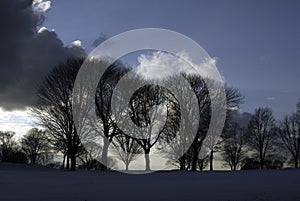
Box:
(0, 107, 37, 139)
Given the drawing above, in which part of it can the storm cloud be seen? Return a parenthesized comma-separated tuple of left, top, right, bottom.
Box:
(0, 0, 86, 110)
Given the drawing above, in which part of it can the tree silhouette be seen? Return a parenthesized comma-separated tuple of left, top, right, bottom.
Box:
(94, 61, 129, 170)
(128, 85, 171, 171)
(0, 131, 16, 162)
(0, 131, 27, 163)
(279, 113, 300, 168)
(245, 107, 277, 169)
(222, 122, 246, 170)
(111, 132, 142, 171)
(32, 58, 84, 170)
(20, 128, 51, 165)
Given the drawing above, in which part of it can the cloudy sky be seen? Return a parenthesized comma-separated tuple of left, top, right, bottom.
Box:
(0, 0, 300, 137)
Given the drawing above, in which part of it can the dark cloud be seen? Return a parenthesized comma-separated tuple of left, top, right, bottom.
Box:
(0, 0, 86, 110)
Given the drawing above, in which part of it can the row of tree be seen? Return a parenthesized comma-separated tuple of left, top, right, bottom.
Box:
(1, 57, 299, 171)
(222, 104, 300, 170)
(0, 129, 52, 165)
(29, 58, 241, 171)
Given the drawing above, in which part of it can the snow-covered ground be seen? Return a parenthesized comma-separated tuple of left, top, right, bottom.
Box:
(0, 163, 299, 201)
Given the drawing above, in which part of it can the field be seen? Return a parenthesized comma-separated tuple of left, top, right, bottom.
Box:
(0, 163, 299, 201)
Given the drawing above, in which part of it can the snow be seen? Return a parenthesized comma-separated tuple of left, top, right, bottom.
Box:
(0, 163, 299, 201)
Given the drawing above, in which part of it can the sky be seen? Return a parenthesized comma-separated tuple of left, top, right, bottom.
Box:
(0, 0, 300, 138)
(44, 0, 300, 117)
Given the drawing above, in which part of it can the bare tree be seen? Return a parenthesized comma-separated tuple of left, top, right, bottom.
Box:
(0, 131, 27, 163)
(189, 76, 211, 171)
(129, 85, 170, 171)
(207, 87, 244, 171)
(222, 122, 246, 170)
(94, 61, 129, 170)
(67, 58, 130, 171)
(187, 82, 243, 171)
(198, 155, 210, 171)
(160, 75, 242, 171)
(297, 101, 300, 120)
(245, 107, 277, 169)
(188, 81, 243, 171)
(279, 114, 300, 168)
(0, 131, 17, 162)
(162, 74, 212, 171)
(32, 58, 84, 170)
(111, 132, 142, 171)
(20, 128, 51, 165)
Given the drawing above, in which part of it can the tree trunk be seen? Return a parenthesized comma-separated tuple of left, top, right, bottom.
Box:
(179, 154, 186, 170)
(294, 158, 298, 168)
(62, 154, 66, 169)
(125, 163, 129, 171)
(191, 149, 198, 171)
(199, 159, 204, 171)
(70, 153, 76, 171)
(101, 139, 109, 171)
(66, 154, 70, 170)
(260, 160, 264, 169)
(209, 150, 214, 171)
(259, 151, 264, 169)
(187, 153, 191, 170)
(32, 157, 36, 165)
(233, 160, 237, 171)
(31, 155, 36, 165)
(70, 147, 76, 171)
(144, 149, 151, 171)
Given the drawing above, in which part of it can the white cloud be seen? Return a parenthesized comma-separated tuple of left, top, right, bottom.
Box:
(37, 26, 48, 34)
(71, 40, 83, 47)
(135, 51, 218, 81)
(33, 0, 52, 13)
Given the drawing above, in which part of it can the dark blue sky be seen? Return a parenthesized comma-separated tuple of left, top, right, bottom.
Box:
(44, 0, 300, 118)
